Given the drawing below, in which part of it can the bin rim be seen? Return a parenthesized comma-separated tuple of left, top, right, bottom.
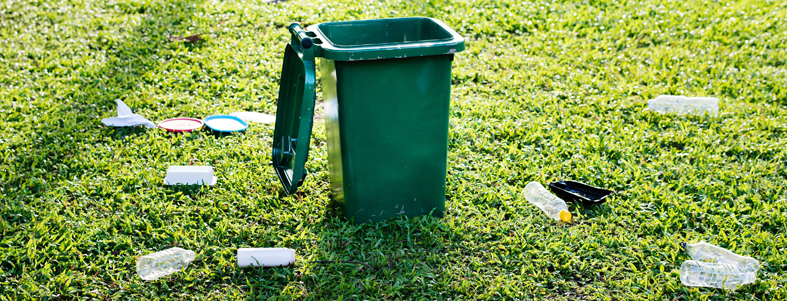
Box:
(308, 17, 465, 61)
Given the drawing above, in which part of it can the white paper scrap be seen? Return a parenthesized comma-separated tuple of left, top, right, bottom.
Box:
(101, 99, 156, 128)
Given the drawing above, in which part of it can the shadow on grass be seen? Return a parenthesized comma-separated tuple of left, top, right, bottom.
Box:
(165, 183, 205, 195)
(285, 201, 451, 299)
(104, 125, 152, 140)
(207, 129, 247, 139)
(95, 2, 303, 298)
(2, 0, 301, 298)
(2, 0, 471, 299)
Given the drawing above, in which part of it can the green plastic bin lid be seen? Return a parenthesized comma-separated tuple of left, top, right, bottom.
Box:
(272, 41, 316, 194)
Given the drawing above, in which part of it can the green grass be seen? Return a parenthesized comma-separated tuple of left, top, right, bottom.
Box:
(1, 0, 786, 299)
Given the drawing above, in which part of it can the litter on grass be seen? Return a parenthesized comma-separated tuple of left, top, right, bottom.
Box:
(523, 181, 572, 222)
(164, 166, 217, 186)
(237, 248, 296, 267)
(684, 241, 760, 271)
(158, 117, 204, 132)
(548, 180, 614, 205)
(204, 114, 248, 132)
(101, 99, 156, 128)
(679, 241, 760, 290)
(168, 34, 203, 42)
(137, 247, 196, 281)
(229, 111, 276, 124)
(648, 95, 719, 116)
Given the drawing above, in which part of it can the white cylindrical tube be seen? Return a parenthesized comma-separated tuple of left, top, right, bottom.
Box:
(237, 248, 295, 267)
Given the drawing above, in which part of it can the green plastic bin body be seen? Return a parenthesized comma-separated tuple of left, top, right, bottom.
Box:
(272, 18, 464, 223)
(320, 55, 454, 223)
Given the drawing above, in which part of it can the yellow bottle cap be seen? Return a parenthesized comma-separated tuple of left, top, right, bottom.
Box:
(559, 210, 572, 222)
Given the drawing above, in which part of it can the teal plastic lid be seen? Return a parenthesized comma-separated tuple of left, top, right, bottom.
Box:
(271, 32, 316, 194)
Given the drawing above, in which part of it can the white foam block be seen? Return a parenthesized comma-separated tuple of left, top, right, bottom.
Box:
(237, 248, 295, 267)
(164, 166, 217, 185)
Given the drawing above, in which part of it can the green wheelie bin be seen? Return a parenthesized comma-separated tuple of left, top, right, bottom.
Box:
(272, 17, 465, 223)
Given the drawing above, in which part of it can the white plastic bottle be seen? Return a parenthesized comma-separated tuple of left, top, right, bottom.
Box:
(522, 181, 572, 222)
(136, 247, 196, 281)
(647, 95, 719, 116)
(679, 260, 757, 290)
(237, 248, 296, 267)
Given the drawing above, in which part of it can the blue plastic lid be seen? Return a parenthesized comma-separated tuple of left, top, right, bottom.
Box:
(204, 115, 249, 132)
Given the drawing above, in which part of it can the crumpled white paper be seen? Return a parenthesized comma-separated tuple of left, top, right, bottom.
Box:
(229, 111, 276, 124)
(101, 99, 156, 128)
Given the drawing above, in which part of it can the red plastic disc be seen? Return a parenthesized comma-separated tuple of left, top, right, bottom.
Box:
(158, 118, 204, 132)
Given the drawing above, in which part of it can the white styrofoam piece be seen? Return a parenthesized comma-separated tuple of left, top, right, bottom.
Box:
(237, 248, 295, 267)
(164, 166, 217, 186)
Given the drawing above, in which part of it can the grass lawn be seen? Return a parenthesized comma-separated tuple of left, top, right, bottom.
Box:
(2, 0, 787, 299)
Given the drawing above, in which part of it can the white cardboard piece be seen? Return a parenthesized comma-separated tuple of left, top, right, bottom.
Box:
(164, 166, 217, 186)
